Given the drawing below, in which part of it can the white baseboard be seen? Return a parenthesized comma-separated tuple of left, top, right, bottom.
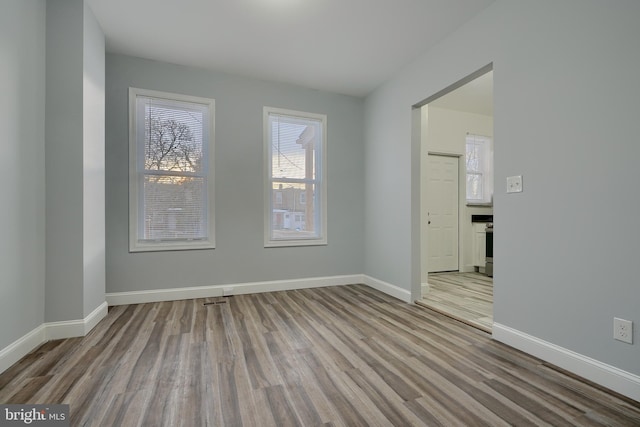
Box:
(493, 323, 640, 402)
(46, 302, 109, 340)
(0, 324, 46, 374)
(105, 274, 416, 307)
(106, 275, 364, 306)
(0, 302, 109, 374)
(84, 302, 109, 334)
(362, 275, 412, 303)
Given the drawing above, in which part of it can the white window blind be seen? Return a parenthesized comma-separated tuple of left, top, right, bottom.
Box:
(264, 107, 327, 247)
(465, 134, 493, 204)
(129, 88, 215, 252)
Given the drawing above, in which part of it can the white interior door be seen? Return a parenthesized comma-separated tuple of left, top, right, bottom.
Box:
(427, 154, 459, 272)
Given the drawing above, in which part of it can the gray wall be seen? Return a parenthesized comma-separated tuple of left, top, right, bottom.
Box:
(46, 0, 105, 322)
(365, 0, 640, 375)
(45, 0, 85, 321)
(0, 0, 46, 349)
(106, 54, 365, 293)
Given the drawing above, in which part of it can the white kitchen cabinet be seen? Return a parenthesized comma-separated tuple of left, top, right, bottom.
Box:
(472, 223, 487, 268)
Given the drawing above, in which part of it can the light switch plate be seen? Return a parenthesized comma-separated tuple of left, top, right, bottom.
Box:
(507, 175, 523, 193)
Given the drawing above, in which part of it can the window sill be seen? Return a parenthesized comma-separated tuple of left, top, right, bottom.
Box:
(265, 238, 327, 248)
(466, 202, 493, 207)
(129, 240, 215, 253)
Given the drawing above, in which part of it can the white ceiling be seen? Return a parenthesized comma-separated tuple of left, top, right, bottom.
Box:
(429, 70, 493, 116)
(85, 0, 495, 97)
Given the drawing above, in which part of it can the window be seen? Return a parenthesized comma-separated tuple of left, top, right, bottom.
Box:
(465, 134, 493, 204)
(129, 88, 215, 252)
(264, 107, 327, 246)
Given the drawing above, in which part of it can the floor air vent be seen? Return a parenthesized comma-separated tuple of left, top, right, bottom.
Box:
(203, 299, 229, 306)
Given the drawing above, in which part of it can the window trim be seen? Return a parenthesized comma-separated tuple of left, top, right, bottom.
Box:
(129, 87, 215, 252)
(263, 106, 327, 247)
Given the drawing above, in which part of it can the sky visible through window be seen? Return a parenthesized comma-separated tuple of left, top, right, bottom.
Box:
(270, 115, 316, 181)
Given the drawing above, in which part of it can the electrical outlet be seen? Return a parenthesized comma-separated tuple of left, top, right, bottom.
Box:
(613, 318, 633, 344)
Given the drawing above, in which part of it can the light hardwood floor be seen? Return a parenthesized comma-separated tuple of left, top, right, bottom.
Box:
(1, 285, 639, 426)
(420, 272, 493, 332)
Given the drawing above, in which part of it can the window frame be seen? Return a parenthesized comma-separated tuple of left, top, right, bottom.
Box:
(129, 87, 215, 252)
(263, 106, 327, 247)
(465, 133, 493, 205)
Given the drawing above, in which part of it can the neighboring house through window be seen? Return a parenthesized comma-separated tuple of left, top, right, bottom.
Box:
(264, 107, 327, 246)
(129, 88, 215, 251)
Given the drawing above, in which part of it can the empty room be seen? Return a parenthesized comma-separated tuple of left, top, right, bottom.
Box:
(1, 0, 639, 425)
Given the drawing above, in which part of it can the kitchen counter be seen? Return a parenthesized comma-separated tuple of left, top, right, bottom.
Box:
(471, 214, 493, 223)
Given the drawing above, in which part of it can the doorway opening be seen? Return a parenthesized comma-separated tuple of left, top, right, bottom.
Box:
(415, 65, 494, 332)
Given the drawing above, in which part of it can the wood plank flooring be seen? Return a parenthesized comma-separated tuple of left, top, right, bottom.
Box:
(1, 285, 639, 426)
(420, 272, 493, 332)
